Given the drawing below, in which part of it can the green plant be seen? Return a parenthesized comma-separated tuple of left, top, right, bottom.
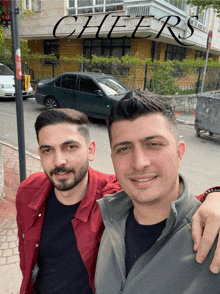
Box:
(27, 51, 220, 94)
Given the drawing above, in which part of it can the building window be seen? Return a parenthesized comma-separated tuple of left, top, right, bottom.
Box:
(83, 38, 131, 74)
(162, 0, 186, 12)
(195, 50, 205, 59)
(22, 0, 41, 11)
(195, 50, 212, 59)
(189, 5, 208, 30)
(165, 44, 187, 61)
(67, 0, 123, 15)
(43, 40, 59, 64)
(83, 38, 131, 59)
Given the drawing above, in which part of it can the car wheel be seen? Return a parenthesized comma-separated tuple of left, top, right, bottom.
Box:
(45, 97, 59, 109)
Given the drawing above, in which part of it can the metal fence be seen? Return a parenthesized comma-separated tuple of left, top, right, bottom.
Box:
(27, 63, 220, 95)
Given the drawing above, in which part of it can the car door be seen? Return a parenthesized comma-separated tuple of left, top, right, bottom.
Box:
(54, 74, 78, 108)
(75, 75, 110, 119)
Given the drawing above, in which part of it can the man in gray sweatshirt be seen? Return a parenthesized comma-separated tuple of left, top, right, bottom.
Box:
(95, 90, 220, 294)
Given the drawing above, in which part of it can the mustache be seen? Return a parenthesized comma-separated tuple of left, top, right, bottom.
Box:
(49, 166, 75, 176)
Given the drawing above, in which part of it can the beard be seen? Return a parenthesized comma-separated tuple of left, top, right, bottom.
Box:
(45, 159, 89, 191)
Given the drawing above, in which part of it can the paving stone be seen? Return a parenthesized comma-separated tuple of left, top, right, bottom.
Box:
(2, 248, 12, 257)
(6, 230, 13, 236)
(10, 151, 19, 158)
(13, 247, 19, 255)
(0, 229, 7, 235)
(32, 160, 41, 167)
(6, 235, 18, 242)
(28, 167, 42, 173)
(26, 158, 34, 167)
(13, 165, 19, 174)
(0, 242, 8, 250)
(3, 148, 14, 155)
(3, 221, 17, 229)
(9, 242, 17, 249)
(0, 257, 7, 265)
(5, 161, 16, 169)
(7, 255, 20, 264)
(13, 227, 18, 235)
(0, 236, 7, 242)
(0, 249, 2, 257)
(26, 170, 31, 177)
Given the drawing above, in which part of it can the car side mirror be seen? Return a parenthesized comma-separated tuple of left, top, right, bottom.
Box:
(94, 90, 103, 97)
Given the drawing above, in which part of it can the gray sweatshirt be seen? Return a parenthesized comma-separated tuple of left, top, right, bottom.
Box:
(95, 175, 220, 294)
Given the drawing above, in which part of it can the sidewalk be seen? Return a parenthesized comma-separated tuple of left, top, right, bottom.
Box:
(0, 143, 43, 294)
(0, 112, 195, 293)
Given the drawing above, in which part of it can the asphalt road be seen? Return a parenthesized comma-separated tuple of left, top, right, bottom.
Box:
(0, 97, 220, 196)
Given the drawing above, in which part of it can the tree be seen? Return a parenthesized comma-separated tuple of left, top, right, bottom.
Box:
(187, 0, 220, 17)
(0, 1, 34, 70)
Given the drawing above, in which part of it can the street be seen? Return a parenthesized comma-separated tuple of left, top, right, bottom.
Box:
(0, 97, 220, 196)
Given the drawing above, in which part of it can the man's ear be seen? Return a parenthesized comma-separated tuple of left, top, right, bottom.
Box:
(177, 141, 186, 168)
(88, 140, 96, 162)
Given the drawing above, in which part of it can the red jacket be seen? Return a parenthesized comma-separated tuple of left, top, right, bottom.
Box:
(16, 167, 121, 294)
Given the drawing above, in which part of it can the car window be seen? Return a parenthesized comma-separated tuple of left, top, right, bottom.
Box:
(79, 76, 99, 94)
(55, 78, 61, 87)
(61, 75, 77, 90)
(96, 77, 130, 95)
(0, 64, 14, 75)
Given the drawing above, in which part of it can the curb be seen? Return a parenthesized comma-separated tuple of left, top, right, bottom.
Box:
(0, 140, 40, 160)
(176, 118, 194, 125)
(0, 141, 41, 200)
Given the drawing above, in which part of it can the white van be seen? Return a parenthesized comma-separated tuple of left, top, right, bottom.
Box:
(0, 63, 33, 99)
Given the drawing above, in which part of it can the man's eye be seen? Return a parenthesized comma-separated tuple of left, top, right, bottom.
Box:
(42, 149, 51, 154)
(116, 147, 130, 154)
(67, 145, 77, 150)
(147, 142, 162, 147)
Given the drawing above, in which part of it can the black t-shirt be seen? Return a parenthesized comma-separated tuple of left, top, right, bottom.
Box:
(125, 207, 166, 276)
(34, 188, 93, 294)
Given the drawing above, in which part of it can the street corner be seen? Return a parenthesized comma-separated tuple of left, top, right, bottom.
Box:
(175, 111, 195, 125)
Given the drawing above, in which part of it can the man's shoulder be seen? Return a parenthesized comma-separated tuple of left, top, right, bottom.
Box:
(18, 172, 49, 190)
(16, 172, 52, 206)
(89, 168, 121, 197)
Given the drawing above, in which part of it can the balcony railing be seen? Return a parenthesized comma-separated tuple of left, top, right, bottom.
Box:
(66, 0, 208, 31)
(189, 6, 208, 31)
(124, 0, 186, 17)
(67, 0, 124, 15)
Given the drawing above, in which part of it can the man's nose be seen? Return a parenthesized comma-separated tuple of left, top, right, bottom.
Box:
(53, 150, 67, 166)
(130, 147, 151, 170)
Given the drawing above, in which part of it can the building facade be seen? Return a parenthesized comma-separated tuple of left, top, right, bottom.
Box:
(5, 0, 220, 87)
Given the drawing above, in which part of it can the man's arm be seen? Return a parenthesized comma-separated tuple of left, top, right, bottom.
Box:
(193, 188, 220, 274)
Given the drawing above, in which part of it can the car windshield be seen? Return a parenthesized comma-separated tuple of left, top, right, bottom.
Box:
(96, 77, 130, 96)
(0, 64, 14, 75)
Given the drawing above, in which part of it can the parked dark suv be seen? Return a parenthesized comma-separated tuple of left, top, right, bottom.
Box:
(35, 72, 130, 120)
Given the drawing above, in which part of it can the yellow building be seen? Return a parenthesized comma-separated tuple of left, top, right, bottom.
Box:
(6, 0, 220, 89)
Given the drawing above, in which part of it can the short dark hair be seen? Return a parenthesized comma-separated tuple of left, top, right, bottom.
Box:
(107, 89, 178, 142)
(35, 108, 90, 143)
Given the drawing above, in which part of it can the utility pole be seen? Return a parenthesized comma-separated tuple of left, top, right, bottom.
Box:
(201, 30, 213, 94)
(10, 0, 26, 182)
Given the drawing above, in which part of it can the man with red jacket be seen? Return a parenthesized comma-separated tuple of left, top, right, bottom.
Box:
(16, 108, 220, 294)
